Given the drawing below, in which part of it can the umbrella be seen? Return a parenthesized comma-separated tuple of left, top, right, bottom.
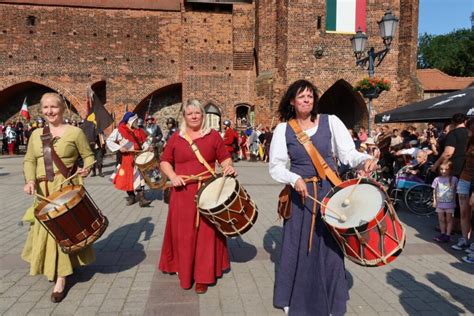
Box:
(375, 86, 474, 123)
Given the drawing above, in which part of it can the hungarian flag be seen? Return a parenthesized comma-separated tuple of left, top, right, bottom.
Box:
(326, 0, 366, 33)
(20, 97, 30, 121)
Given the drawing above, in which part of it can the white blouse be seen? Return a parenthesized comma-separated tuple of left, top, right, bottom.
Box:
(269, 115, 371, 187)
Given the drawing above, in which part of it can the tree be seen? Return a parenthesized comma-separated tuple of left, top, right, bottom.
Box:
(417, 29, 474, 77)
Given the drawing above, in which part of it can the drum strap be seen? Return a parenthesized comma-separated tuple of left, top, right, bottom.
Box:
(307, 179, 318, 252)
(41, 126, 75, 181)
(182, 132, 216, 177)
(288, 119, 341, 186)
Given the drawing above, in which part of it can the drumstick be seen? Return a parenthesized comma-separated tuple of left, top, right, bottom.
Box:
(306, 195, 347, 222)
(35, 193, 62, 207)
(214, 176, 227, 204)
(342, 177, 362, 207)
(59, 160, 97, 186)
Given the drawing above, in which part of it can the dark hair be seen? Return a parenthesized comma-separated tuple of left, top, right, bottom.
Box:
(278, 79, 319, 122)
(451, 113, 467, 125)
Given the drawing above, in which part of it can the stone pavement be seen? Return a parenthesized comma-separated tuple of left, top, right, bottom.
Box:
(0, 155, 473, 315)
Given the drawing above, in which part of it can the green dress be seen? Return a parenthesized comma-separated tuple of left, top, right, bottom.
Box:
(21, 126, 96, 281)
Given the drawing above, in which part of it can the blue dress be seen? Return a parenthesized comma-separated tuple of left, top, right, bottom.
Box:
(274, 115, 349, 316)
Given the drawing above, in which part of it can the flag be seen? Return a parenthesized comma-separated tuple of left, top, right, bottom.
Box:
(20, 97, 30, 121)
(326, 0, 366, 33)
(86, 87, 114, 133)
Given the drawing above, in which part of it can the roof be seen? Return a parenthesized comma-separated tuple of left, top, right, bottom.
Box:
(417, 69, 474, 91)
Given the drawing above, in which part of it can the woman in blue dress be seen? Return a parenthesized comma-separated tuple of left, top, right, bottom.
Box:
(269, 80, 377, 315)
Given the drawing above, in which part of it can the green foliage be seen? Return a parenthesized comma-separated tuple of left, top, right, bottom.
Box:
(417, 29, 474, 76)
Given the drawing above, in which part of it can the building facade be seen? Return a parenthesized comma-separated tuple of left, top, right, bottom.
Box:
(0, 0, 420, 130)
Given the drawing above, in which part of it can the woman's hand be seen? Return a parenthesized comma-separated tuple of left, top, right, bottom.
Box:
(360, 158, 378, 177)
(294, 178, 308, 198)
(24, 181, 36, 195)
(119, 146, 128, 153)
(469, 192, 474, 208)
(170, 174, 186, 187)
(77, 167, 90, 177)
(222, 164, 236, 177)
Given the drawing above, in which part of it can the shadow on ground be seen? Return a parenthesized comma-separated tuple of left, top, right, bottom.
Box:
(229, 236, 257, 263)
(70, 217, 155, 287)
(426, 271, 474, 313)
(387, 269, 465, 315)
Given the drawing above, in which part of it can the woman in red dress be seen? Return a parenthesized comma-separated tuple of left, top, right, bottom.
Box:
(158, 99, 236, 294)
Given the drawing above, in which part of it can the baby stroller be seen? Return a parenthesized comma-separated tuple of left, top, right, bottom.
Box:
(390, 165, 435, 215)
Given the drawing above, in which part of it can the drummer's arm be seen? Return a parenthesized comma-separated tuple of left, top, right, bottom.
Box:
(329, 116, 373, 169)
(106, 129, 121, 152)
(23, 130, 38, 195)
(76, 129, 95, 175)
(160, 161, 185, 187)
(220, 158, 236, 176)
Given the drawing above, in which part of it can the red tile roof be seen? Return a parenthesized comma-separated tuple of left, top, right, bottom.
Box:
(417, 69, 474, 91)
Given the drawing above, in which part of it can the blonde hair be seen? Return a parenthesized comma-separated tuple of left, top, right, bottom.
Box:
(40, 92, 66, 110)
(179, 99, 210, 135)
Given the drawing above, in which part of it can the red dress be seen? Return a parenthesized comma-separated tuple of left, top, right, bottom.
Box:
(158, 130, 231, 289)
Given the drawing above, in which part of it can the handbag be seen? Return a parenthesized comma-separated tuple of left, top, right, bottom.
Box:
(277, 119, 342, 220)
(277, 184, 292, 219)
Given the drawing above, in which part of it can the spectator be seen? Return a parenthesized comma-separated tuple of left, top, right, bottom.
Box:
(223, 119, 239, 162)
(406, 150, 431, 183)
(390, 128, 403, 148)
(432, 161, 458, 243)
(5, 123, 17, 155)
(454, 126, 474, 253)
(358, 126, 368, 142)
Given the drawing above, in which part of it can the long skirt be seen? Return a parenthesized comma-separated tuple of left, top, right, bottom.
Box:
(274, 180, 349, 316)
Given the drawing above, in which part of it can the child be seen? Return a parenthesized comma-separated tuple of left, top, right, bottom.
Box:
(432, 161, 458, 242)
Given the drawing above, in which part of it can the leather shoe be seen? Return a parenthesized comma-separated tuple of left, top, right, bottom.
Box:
(195, 283, 208, 294)
(51, 289, 66, 303)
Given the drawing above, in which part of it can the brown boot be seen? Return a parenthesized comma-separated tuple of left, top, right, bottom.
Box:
(126, 195, 137, 206)
(137, 190, 151, 207)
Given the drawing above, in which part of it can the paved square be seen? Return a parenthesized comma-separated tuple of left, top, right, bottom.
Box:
(0, 156, 473, 315)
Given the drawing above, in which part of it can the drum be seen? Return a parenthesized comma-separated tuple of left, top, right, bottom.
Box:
(321, 178, 406, 267)
(135, 151, 163, 189)
(196, 176, 258, 237)
(34, 185, 108, 254)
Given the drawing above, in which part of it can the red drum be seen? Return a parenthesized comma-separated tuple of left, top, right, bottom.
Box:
(321, 178, 406, 267)
(35, 185, 108, 254)
(196, 176, 258, 237)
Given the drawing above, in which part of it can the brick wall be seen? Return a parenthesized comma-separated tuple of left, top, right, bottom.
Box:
(0, 0, 419, 129)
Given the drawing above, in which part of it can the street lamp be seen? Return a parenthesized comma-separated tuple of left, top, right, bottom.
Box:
(350, 9, 399, 135)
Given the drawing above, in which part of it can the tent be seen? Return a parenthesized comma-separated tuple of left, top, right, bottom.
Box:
(374, 86, 474, 123)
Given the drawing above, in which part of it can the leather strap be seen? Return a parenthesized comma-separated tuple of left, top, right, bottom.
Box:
(288, 119, 341, 186)
(182, 132, 216, 177)
(40, 127, 55, 181)
(41, 126, 75, 180)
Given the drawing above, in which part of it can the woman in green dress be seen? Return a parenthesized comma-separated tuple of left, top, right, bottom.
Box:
(22, 92, 95, 302)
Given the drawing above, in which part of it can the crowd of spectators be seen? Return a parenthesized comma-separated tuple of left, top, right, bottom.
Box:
(349, 113, 474, 264)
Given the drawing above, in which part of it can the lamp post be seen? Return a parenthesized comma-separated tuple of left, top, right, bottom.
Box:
(350, 9, 399, 136)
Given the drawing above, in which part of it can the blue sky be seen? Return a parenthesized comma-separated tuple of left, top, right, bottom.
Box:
(418, 0, 473, 35)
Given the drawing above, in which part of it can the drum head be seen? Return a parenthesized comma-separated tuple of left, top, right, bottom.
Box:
(324, 179, 385, 229)
(39, 189, 81, 215)
(198, 177, 237, 210)
(135, 152, 154, 165)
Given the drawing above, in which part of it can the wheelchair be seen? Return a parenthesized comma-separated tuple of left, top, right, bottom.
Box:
(389, 165, 435, 215)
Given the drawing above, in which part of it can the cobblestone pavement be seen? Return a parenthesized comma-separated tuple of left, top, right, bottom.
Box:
(0, 155, 473, 315)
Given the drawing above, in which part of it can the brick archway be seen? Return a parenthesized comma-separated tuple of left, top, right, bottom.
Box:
(134, 83, 183, 129)
(318, 79, 368, 129)
(0, 80, 83, 122)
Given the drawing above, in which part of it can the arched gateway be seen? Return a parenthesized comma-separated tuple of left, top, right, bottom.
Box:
(318, 79, 368, 129)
